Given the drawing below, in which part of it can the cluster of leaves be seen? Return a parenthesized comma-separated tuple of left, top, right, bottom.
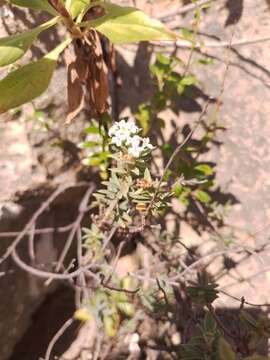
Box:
(136, 51, 218, 210)
(77, 115, 270, 357)
(79, 119, 111, 179)
(93, 140, 171, 228)
(4, 2, 269, 360)
(137, 272, 270, 360)
(75, 280, 135, 337)
(0, 0, 177, 117)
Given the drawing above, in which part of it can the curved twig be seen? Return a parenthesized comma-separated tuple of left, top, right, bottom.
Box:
(0, 182, 91, 265)
(44, 318, 75, 360)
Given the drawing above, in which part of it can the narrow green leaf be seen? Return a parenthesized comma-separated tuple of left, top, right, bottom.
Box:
(194, 189, 211, 204)
(0, 38, 71, 114)
(181, 28, 194, 42)
(81, 3, 177, 44)
(156, 53, 171, 65)
(8, 0, 58, 15)
(181, 74, 198, 86)
(204, 311, 217, 332)
(135, 103, 151, 135)
(195, 164, 213, 176)
(0, 17, 60, 67)
(66, 0, 88, 18)
(116, 302, 135, 317)
(218, 338, 236, 360)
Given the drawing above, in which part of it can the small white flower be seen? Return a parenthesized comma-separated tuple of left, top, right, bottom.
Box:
(126, 134, 141, 146)
(128, 144, 142, 158)
(118, 119, 127, 127)
(111, 135, 122, 147)
(108, 128, 116, 137)
(108, 120, 153, 157)
(142, 137, 154, 150)
(125, 121, 139, 134)
(109, 120, 138, 140)
(127, 135, 142, 157)
(128, 333, 140, 354)
(171, 332, 181, 346)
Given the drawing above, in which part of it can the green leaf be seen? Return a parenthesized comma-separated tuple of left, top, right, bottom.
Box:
(194, 189, 211, 204)
(198, 56, 214, 65)
(195, 164, 213, 176)
(84, 125, 100, 134)
(135, 103, 151, 135)
(103, 314, 118, 337)
(0, 17, 60, 67)
(203, 311, 217, 332)
(181, 28, 194, 42)
(181, 74, 198, 86)
(218, 338, 236, 360)
(66, 0, 87, 18)
(0, 38, 71, 114)
(8, 0, 58, 15)
(116, 302, 135, 317)
(81, 3, 177, 44)
(156, 52, 171, 65)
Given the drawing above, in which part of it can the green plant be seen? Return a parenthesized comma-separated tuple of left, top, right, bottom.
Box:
(79, 119, 111, 179)
(0, 0, 177, 118)
(135, 51, 220, 213)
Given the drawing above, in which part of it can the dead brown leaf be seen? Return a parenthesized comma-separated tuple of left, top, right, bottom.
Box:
(65, 48, 85, 124)
(85, 30, 109, 117)
(48, 0, 70, 17)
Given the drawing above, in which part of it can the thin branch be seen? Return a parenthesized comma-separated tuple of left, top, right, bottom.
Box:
(104, 241, 125, 285)
(220, 289, 270, 308)
(44, 318, 75, 360)
(153, 36, 270, 49)
(207, 304, 238, 340)
(0, 182, 89, 265)
(75, 225, 88, 307)
(158, 0, 216, 21)
(220, 266, 270, 290)
(11, 249, 99, 281)
(55, 185, 95, 272)
(93, 334, 103, 360)
(28, 224, 36, 262)
(100, 274, 140, 294)
(102, 225, 118, 251)
(0, 222, 78, 238)
(156, 278, 169, 306)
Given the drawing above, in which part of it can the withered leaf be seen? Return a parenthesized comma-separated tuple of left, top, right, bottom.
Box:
(65, 48, 84, 123)
(74, 40, 89, 83)
(49, 0, 70, 17)
(85, 30, 109, 116)
(64, 28, 110, 121)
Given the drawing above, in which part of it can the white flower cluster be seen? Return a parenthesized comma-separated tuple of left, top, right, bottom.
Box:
(108, 119, 154, 158)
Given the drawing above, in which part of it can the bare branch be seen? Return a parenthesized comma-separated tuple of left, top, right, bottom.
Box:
(11, 248, 99, 281)
(0, 182, 91, 265)
(154, 36, 270, 49)
(55, 184, 95, 273)
(44, 318, 75, 360)
(158, 0, 217, 21)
